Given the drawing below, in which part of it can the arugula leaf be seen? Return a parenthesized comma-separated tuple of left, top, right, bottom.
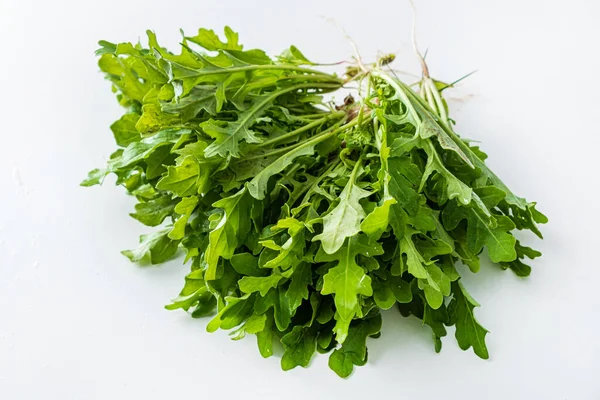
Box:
(207, 294, 255, 332)
(286, 262, 312, 312)
(246, 123, 341, 200)
(168, 196, 199, 240)
(130, 195, 177, 227)
(111, 113, 141, 146)
(443, 188, 518, 263)
(448, 281, 489, 359)
(313, 159, 371, 254)
(204, 188, 251, 280)
(500, 240, 542, 277)
(317, 235, 383, 343)
(186, 26, 243, 51)
(239, 275, 283, 296)
(328, 312, 382, 378)
(156, 157, 202, 197)
(281, 325, 318, 370)
(122, 228, 180, 264)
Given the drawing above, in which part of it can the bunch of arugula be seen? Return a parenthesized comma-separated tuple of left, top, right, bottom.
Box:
(83, 27, 547, 377)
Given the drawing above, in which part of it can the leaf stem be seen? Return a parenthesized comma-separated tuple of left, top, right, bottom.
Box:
(423, 81, 439, 117)
(425, 78, 449, 123)
(256, 111, 346, 148)
(239, 118, 359, 162)
(179, 63, 343, 83)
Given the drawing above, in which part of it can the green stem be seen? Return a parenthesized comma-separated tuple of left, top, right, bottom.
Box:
(425, 78, 449, 123)
(239, 81, 340, 137)
(278, 74, 342, 84)
(239, 118, 359, 162)
(256, 111, 346, 148)
(295, 112, 332, 118)
(179, 63, 343, 82)
(423, 81, 439, 117)
(349, 153, 364, 181)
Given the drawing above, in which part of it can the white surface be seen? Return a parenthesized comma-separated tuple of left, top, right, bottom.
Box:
(1, 0, 599, 399)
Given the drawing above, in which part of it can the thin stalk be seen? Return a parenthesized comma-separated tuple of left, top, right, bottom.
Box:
(205, 82, 336, 154)
(256, 111, 346, 148)
(175, 62, 343, 82)
(277, 74, 343, 84)
(426, 78, 449, 123)
(419, 80, 426, 98)
(346, 153, 364, 189)
(294, 112, 332, 118)
(238, 118, 359, 163)
(423, 81, 439, 116)
(356, 76, 371, 128)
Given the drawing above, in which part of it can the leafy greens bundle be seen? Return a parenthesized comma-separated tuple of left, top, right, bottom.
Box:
(83, 27, 547, 377)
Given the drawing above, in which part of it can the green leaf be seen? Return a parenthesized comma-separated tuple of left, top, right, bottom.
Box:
(318, 235, 383, 343)
(206, 294, 255, 332)
(161, 85, 219, 120)
(247, 138, 321, 200)
(448, 281, 489, 359)
(361, 195, 396, 240)
(227, 49, 272, 65)
(443, 188, 517, 263)
(230, 252, 265, 276)
(286, 262, 312, 312)
(80, 168, 108, 187)
(136, 103, 182, 137)
(156, 156, 201, 197)
(313, 161, 371, 254)
(144, 145, 175, 180)
(122, 228, 179, 264)
(328, 313, 382, 378)
(397, 232, 452, 308)
(165, 268, 208, 311)
(201, 90, 285, 158)
(186, 26, 243, 51)
(422, 296, 448, 352)
(412, 99, 474, 168)
(372, 277, 396, 310)
(387, 157, 422, 216)
(500, 240, 542, 277)
(230, 313, 267, 340)
(278, 45, 314, 65)
(259, 217, 306, 271)
(256, 313, 275, 358)
(97, 53, 156, 104)
(254, 286, 292, 331)
(130, 195, 177, 226)
(169, 196, 199, 240)
(281, 325, 318, 370)
(421, 140, 472, 205)
(108, 128, 191, 171)
(239, 275, 283, 296)
(111, 113, 141, 146)
(205, 188, 251, 280)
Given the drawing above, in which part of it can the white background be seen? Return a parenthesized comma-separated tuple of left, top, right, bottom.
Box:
(1, 0, 599, 399)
